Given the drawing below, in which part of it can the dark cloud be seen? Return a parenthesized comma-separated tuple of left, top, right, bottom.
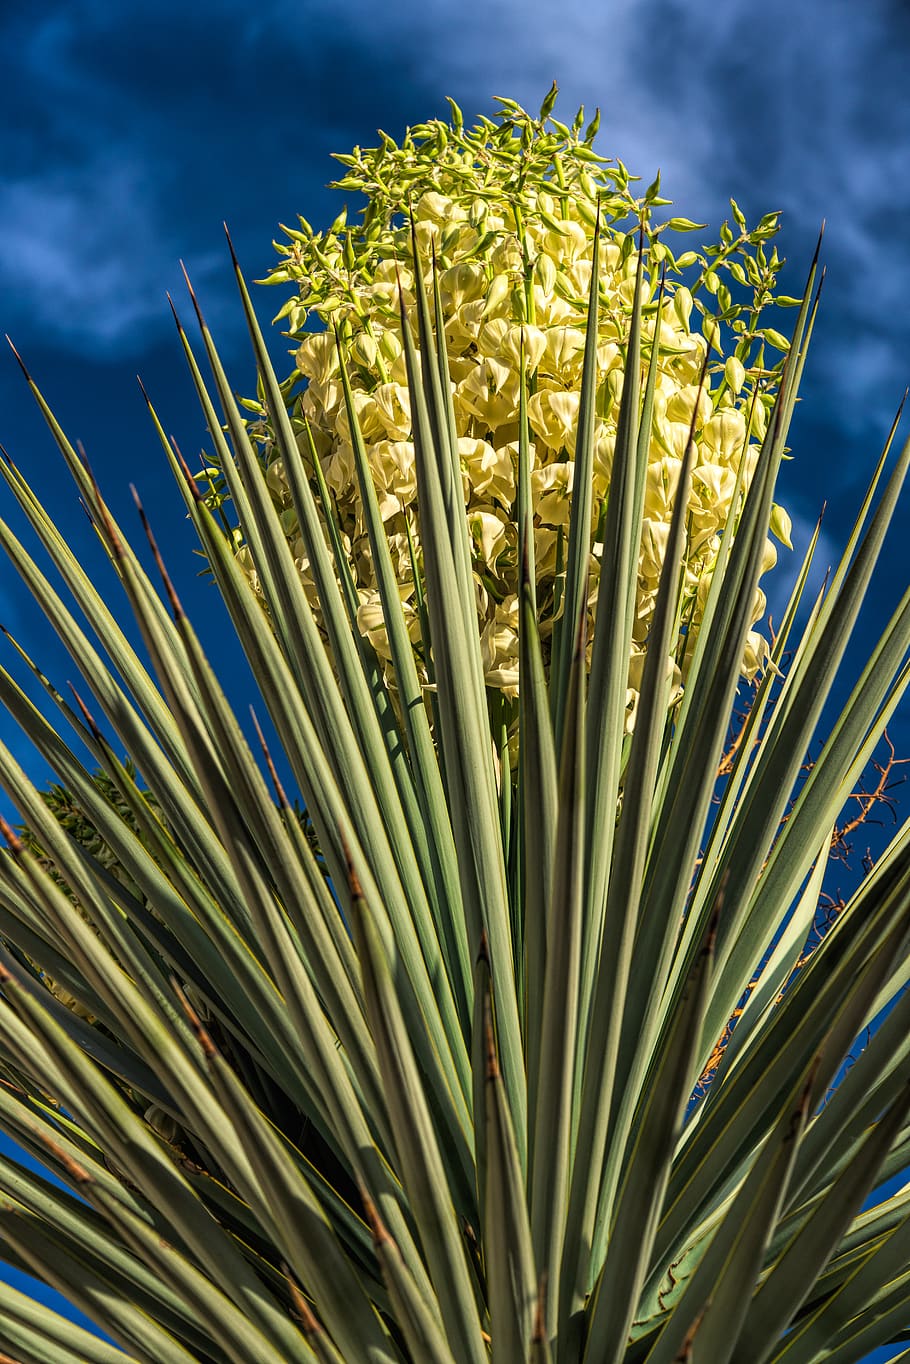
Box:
(0, 8, 902, 649)
(0, 0, 444, 353)
(1, 0, 906, 523)
(0, 0, 905, 599)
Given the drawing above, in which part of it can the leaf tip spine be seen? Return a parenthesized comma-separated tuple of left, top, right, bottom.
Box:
(132, 485, 184, 620)
(80, 456, 125, 559)
(166, 292, 185, 336)
(35, 1127, 92, 1185)
(532, 1275, 548, 1343)
(340, 830, 364, 902)
(5, 335, 31, 382)
(812, 220, 826, 264)
(484, 1013, 500, 1082)
(283, 1265, 321, 1334)
(0, 815, 20, 857)
(66, 682, 104, 743)
(359, 1184, 391, 1246)
(180, 261, 205, 328)
(171, 438, 204, 503)
(250, 706, 290, 808)
(223, 222, 240, 270)
(172, 976, 218, 1060)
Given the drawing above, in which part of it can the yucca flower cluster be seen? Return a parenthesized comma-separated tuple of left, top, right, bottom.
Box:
(230, 91, 797, 725)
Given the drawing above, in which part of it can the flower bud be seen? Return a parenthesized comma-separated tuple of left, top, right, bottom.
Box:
(724, 355, 746, 394)
(535, 253, 558, 295)
(769, 502, 793, 549)
(672, 286, 693, 330)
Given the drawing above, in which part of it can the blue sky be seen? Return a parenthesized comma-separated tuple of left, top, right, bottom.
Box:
(0, 0, 908, 1357)
(2, 0, 909, 688)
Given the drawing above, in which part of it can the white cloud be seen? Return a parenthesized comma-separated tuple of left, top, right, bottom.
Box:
(3, 0, 909, 410)
(0, 157, 224, 355)
(336, 0, 909, 430)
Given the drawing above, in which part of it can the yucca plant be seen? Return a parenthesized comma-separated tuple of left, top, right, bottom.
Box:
(0, 91, 909, 1364)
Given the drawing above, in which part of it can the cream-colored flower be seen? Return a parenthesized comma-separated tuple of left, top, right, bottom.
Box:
(366, 440, 419, 521)
(469, 508, 513, 571)
(295, 330, 340, 387)
(532, 461, 575, 528)
(742, 629, 770, 679)
(460, 438, 515, 506)
(528, 390, 582, 453)
(481, 597, 521, 698)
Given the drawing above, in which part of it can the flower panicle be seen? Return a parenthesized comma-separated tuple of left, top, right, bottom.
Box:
(223, 95, 795, 714)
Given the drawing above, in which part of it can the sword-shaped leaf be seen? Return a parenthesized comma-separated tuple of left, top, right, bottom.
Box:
(517, 353, 558, 1111)
(348, 852, 487, 1364)
(361, 1191, 456, 1364)
(566, 342, 701, 1310)
(176, 988, 396, 1364)
(530, 596, 586, 1337)
(398, 254, 526, 1157)
(582, 896, 717, 1364)
(733, 1080, 910, 1364)
(642, 1065, 812, 1364)
(483, 980, 537, 1362)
